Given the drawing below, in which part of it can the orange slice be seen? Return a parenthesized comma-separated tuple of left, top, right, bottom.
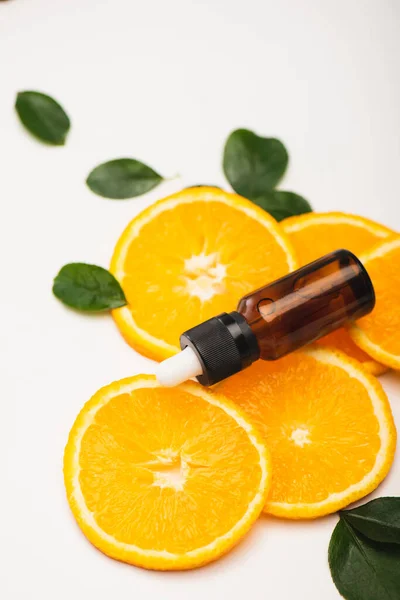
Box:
(110, 187, 297, 361)
(315, 329, 386, 376)
(217, 347, 396, 519)
(281, 212, 394, 374)
(281, 212, 393, 265)
(348, 236, 400, 369)
(64, 375, 271, 570)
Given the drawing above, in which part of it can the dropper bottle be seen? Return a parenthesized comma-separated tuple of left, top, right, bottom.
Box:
(156, 249, 375, 387)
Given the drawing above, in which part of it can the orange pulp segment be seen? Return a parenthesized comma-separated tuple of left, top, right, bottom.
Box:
(64, 375, 271, 570)
(110, 187, 297, 361)
(349, 235, 400, 369)
(217, 347, 396, 519)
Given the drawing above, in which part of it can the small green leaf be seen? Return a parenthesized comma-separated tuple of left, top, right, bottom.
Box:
(251, 190, 312, 221)
(53, 263, 126, 312)
(340, 498, 400, 545)
(223, 129, 288, 197)
(86, 158, 163, 199)
(329, 516, 400, 600)
(15, 91, 70, 145)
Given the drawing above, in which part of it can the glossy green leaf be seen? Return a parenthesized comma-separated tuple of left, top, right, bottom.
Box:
(340, 498, 400, 545)
(329, 517, 400, 600)
(53, 263, 126, 312)
(251, 190, 312, 221)
(15, 91, 70, 145)
(223, 129, 288, 197)
(86, 158, 163, 199)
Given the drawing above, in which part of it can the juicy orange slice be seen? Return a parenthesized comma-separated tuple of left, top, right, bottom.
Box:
(281, 212, 393, 265)
(217, 347, 396, 519)
(64, 375, 271, 570)
(348, 236, 400, 369)
(281, 212, 394, 374)
(110, 187, 297, 361)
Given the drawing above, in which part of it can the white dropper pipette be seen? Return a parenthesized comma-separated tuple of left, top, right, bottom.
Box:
(156, 346, 203, 387)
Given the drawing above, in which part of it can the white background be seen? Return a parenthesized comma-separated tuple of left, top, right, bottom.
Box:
(1, 1, 400, 598)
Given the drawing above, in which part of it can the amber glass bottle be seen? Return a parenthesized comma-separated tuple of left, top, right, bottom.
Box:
(156, 250, 375, 387)
(238, 249, 374, 360)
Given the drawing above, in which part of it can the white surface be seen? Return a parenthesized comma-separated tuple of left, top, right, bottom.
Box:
(1, 1, 400, 599)
(156, 347, 203, 387)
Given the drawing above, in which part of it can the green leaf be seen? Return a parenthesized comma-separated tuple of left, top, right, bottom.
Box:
(329, 517, 400, 600)
(15, 91, 70, 145)
(53, 263, 126, 312)
(86, 158, 163, 199)
(340, 498, 400, 545)
(223, 129, 288, 197)
(251, 190, 312, 221)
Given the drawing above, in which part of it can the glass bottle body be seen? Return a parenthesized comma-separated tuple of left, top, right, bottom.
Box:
(238, 249, 375, 360)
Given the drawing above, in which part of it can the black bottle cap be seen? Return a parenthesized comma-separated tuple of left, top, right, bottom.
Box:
(180, 311, 260, 386)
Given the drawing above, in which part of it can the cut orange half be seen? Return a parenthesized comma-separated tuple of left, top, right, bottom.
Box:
(217, 347, 396, 519)
(64, 375, 271, 570)
(281, 212, 394, 375)
(110, 187, 297, 361)
(348, 235, 400, 369)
